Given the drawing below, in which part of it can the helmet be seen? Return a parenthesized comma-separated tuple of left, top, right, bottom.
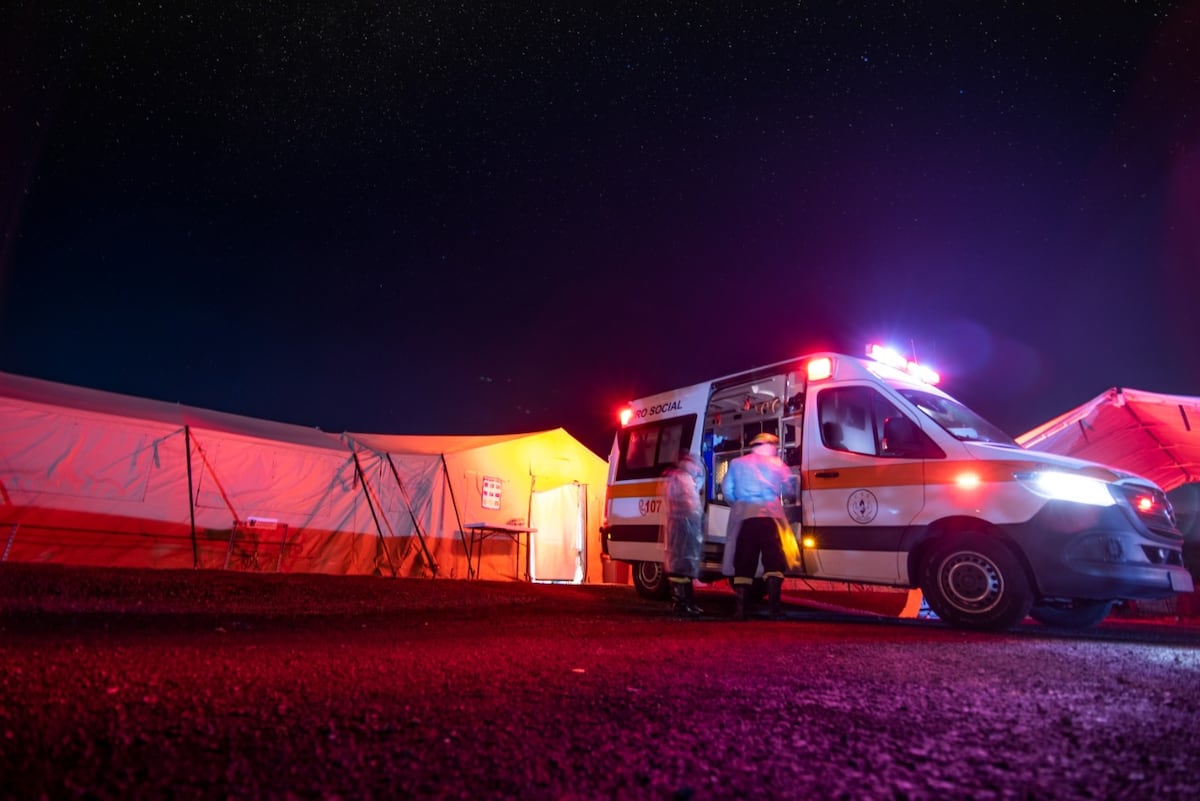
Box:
(748, 432, 779, 447)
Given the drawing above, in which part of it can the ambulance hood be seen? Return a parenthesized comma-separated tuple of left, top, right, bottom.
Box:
(961, 442, 1149, 484)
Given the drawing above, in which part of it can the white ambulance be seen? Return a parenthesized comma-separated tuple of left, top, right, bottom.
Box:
(601, 346, 1194, 631)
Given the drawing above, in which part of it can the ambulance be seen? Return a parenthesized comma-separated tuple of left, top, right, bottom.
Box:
(601, 346, 1194, 631)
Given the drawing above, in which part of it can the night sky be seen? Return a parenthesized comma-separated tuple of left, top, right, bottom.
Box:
(3, 2, 1198, 455)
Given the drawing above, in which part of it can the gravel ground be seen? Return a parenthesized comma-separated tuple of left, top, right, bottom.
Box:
(1, 564, 1198, 801)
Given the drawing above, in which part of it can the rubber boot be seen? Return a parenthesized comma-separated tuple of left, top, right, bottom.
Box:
(681, 581, 703, 617)
(670, 582, 686, 616)
(671, 583, 699, 618)
(733, 585, 748, 621)
(767, 576, 785, 620)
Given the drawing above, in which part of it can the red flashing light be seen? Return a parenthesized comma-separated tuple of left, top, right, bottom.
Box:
(955, 472, 981, 489)
(619, 407, 633, 427)
(807, 357, 833, 381)
(1135, 496, 1155, 513)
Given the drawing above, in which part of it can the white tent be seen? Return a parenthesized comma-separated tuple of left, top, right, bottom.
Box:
(1017, 387, 1200, 541)
(1017, 387, 1200, 493)
(0, 371, 609, 581)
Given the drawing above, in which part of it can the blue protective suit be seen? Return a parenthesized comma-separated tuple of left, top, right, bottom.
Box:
(720, 450, 793, 577)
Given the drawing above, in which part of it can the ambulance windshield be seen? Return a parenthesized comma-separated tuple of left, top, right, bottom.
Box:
(896, 389, 1017, 446)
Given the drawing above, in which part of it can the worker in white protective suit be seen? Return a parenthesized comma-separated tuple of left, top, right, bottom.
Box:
(662, 451, 707, 618)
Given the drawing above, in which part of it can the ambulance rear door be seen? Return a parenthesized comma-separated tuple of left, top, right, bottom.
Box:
(802, 381, 943, 584)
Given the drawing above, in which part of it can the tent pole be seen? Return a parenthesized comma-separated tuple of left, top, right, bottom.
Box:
(440, 454, 470, 579)
(385, 453, 439, 578)
(186, 435, 243, 571)
(353, 452, 397, 578)
(184, 426, 198, 568)
(186, 432, 245, 570)
(525, 473, 536, 582)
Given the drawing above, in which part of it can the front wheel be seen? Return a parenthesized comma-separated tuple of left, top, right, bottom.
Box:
(632, 561, 669, 599)
(1030, 599, 1113, 629)
(919, 536, 1032, 631)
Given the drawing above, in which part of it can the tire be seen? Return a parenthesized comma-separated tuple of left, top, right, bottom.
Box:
(632, 561, 669, 599)
(919, 536, 1032, 631)
(1029, 599, 1113, 629)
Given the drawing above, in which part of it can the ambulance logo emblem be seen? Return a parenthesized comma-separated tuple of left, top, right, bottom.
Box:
(847, 490, 878, 524)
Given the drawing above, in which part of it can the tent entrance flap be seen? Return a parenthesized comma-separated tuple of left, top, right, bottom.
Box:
(530, 483, 585, 583)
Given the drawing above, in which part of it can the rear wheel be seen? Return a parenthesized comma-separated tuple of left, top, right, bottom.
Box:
(632, 561, 669, 599)
(1029, 599, 1113, 629)
(919, 536, 1032, 631)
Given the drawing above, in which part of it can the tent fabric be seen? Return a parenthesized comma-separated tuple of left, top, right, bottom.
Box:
(0, 371, 609, 583)
(0, 370, 348, 449)
(1016, 387, 1200, 493)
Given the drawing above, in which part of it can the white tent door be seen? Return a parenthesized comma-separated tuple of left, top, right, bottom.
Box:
(529, 483, 585, 583)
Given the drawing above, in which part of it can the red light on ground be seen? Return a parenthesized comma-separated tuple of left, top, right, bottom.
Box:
(807, 357, 833, 381)
(619, 407, 633, 427)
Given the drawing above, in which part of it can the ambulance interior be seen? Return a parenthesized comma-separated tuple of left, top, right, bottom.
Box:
(702, 371, 805, 505)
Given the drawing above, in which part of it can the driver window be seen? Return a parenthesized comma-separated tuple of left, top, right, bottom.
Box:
(817, 387, 943, 458)
(817, 387, 876, 456)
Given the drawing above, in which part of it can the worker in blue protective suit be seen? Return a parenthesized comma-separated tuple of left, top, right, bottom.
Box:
(721, 432, 795, 620)
(662, 451, 707, 618)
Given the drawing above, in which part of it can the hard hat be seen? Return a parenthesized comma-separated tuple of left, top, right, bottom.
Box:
(749, 432, 779, 447)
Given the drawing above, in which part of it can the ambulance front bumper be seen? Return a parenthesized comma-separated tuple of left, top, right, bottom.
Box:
(1003, 501, 1195, 601)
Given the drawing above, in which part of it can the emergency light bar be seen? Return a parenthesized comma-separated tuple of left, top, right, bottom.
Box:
(866, 344, 940, 385)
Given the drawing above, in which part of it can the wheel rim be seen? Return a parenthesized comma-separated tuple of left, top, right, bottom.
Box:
(635, 562, 662, 589)
(938, 550, 1004, 614)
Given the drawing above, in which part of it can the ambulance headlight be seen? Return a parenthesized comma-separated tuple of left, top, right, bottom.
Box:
(1015, 471, 1116, 507)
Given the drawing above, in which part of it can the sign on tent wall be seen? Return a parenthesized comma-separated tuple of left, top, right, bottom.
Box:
(530, 482, 585, 583)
